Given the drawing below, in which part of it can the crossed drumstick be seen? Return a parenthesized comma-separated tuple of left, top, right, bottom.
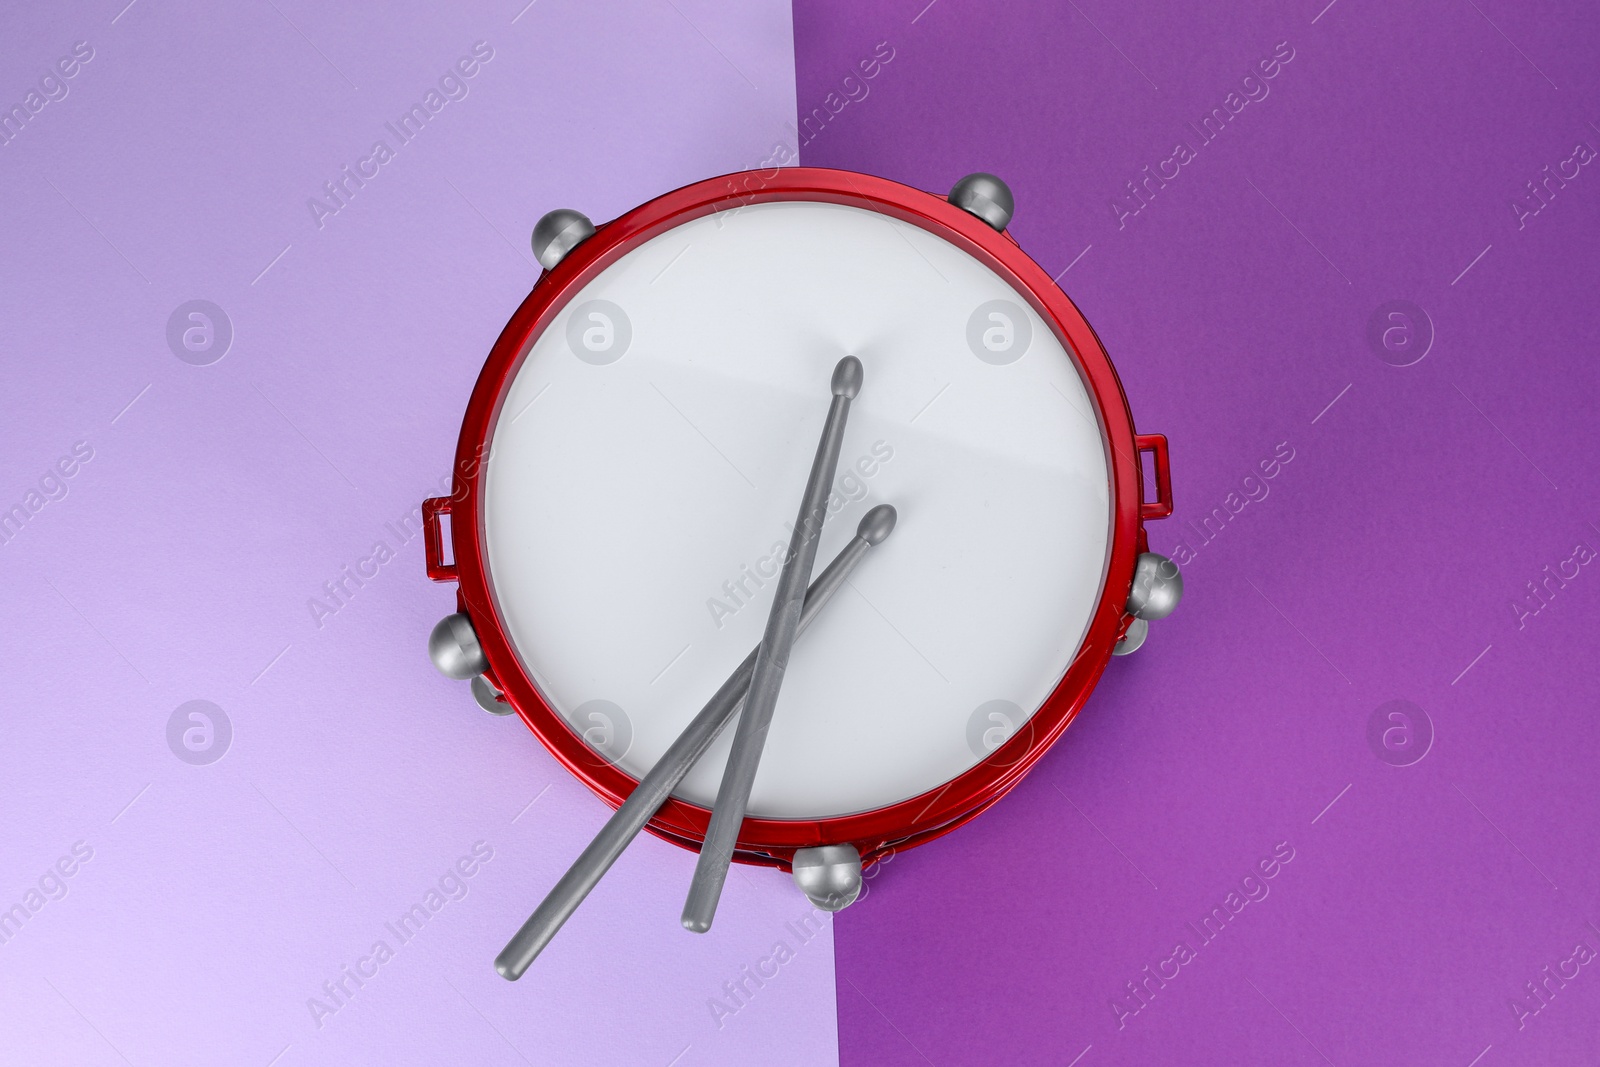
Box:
(497, 356, 889, 979)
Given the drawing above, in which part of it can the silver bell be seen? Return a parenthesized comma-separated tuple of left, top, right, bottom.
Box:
(1112, 616, 1149, 656)
(429, 612, 488, 679)
(1127, 552, 1183, 620)
(471, 674, 515, 715)
(792, 845, 863, 911)
(531, 208, 595, 270)
(948, 173, 1014, 232)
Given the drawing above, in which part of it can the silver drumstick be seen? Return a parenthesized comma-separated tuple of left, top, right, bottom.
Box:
(494, 502, 895, 979)
(682, 356, 863, 933)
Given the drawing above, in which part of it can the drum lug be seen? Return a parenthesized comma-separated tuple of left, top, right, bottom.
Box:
(1135, 434, 1174, 520)
(792, 845, 862, 911)
(1113, 616, 1148, 656)
(948, 173, 1014, 232)
(429, 612, 488, 679)
(422, 496, 457, 582)
(532, 208, 596, 270)
(1128, 552, 1183, 620)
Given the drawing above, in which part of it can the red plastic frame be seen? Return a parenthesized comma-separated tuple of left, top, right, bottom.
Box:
(425, 167, 1168, 870)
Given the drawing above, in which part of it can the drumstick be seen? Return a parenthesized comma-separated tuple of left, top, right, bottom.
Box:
(494, 502, 896, 979)
(682, 356, 863, 933)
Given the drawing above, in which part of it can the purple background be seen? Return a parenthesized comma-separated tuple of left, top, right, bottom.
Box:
(6, 0, 1600, 1063)
(795, 0, 1600, 1065)
(0, 2, 828, 1066)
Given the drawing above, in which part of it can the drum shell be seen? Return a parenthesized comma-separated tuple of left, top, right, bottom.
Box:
(423, 167, 1171, 870)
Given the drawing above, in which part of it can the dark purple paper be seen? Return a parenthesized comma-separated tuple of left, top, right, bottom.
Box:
(796, 1, 1600, 1064)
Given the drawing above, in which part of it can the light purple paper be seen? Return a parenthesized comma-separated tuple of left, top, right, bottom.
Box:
(0, 2, 833, 1065)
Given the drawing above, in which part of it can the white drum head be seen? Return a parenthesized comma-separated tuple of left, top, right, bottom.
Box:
(483, 200, 1111, 819)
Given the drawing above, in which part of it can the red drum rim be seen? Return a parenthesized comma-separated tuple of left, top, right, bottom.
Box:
(424, 167, 1168, 870)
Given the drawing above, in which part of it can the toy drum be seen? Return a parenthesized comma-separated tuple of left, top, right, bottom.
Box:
(422, 167, 1179, 903)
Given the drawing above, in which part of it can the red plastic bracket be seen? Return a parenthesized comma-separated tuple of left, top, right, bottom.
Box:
(1136, 434, 1173, 520)
(422, 496, 457, 582)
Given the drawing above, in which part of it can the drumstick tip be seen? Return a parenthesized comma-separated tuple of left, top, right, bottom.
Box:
(857, 504, 896, 545)
(831, 356, 863, 399)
